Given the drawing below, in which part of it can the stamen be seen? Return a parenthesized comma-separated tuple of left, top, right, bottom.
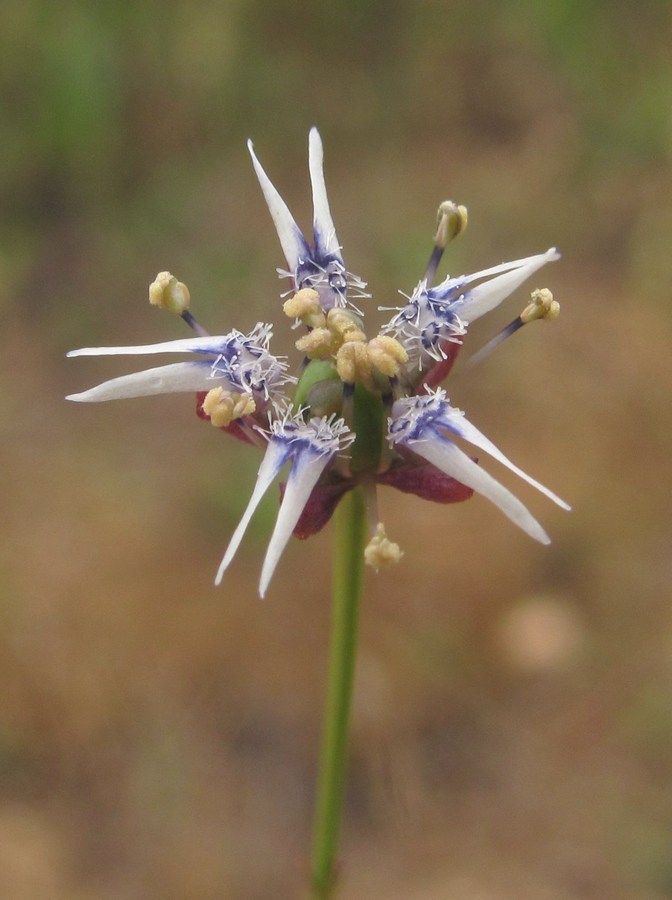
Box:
(202, 387, 256, 428)
(180, 310, 210, 337)
(148, 271, 210, 336)
(467, 288, 560, 368)
(297, 308, 367, 362)
(424, 200, 468, 287)
(466, 320, 524, 368)
(149, 271, 190, 314)
(283, 288, 326, 329)
(364, 523, 404, 570)
(326, 308, 366, 344)
(336, 341, 371, 385)
(521, 288, 560, 324)
(366, 335, 408, 378)
(295, 327, 335, 359)
(336, 334, 408, 391)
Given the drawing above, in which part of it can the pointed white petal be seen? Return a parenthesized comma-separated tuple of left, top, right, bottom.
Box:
(408, 434, 551, 544)
(440, 411, 571, 510)
(66, 362, 219, 402)
(258, 448, 332, 597)
(215, 439, 290, 586)
(460, 250, 559, 284)
(247, 139, 310, 273)
(460, 248, 560, 323)
(67, 336, 233, 358)
(308, 127, 341, 258)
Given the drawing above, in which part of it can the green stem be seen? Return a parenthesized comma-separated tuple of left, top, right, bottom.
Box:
(311, 486, 367, 898)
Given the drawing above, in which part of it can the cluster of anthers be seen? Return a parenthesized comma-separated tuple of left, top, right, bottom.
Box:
(68, 129, 569, 596)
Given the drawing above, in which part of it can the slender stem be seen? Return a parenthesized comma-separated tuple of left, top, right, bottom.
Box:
(311, 487, 367, 898)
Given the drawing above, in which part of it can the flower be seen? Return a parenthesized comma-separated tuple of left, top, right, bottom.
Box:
(68, 128, 569, 596)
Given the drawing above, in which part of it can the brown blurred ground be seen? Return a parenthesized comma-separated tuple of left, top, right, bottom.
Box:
(1, 2, 672, 898)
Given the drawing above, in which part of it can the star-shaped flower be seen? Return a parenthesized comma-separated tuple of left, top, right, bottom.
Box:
(68, 129, 569, 596)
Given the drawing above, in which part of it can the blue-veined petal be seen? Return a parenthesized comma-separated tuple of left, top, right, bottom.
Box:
(216, 409, 354, 595)
(250, 132, 367, 314)
(67, 325, 293, 404)
(248, 139, 311, 275)
(382, 250, 558, 369)
(388, 389, 566, 543)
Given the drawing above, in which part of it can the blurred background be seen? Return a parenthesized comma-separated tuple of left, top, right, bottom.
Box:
(2, 1, 672, 897)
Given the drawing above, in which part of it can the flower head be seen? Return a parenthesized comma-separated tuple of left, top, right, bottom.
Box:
(68, 129, 568, 595)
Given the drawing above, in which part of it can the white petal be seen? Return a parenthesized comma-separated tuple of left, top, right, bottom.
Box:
(460, 248, 560, 323)
(66, 361, 219, 402)
(247, 139, 310, 273)
(258, 448, 332, 598)
(440, 411, 571, 510)
(67, 336, 233, 358)
(459, 251, 558, 284)
(215, 439, 290, 586)
(408, 434, 551, 544)
(308, 127, 341, 258)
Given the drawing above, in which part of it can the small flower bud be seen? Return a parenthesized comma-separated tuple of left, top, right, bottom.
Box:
(149, 271, 191, 314)
(202, 387, 256, 428)
(364, 524, 403, 571)
(367, 335, 408, 377)
(521, 288, 560, 324)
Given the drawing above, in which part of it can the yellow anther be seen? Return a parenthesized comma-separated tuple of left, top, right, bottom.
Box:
(521, 288, 560, 324)
(435, 200, 468, 247)
(283, 288, 326, 328)
(149, 271, 191, 314)
(336, 334, 408, 386)
(202, 387, 256, 428)
(366, 335, 408, 378)
(326, 308, 366, 343)
(340, 328, 367, 345)
(336, 340, 371, 384)
(295, 327, 335, 359)
(364, 524, 404, 571)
